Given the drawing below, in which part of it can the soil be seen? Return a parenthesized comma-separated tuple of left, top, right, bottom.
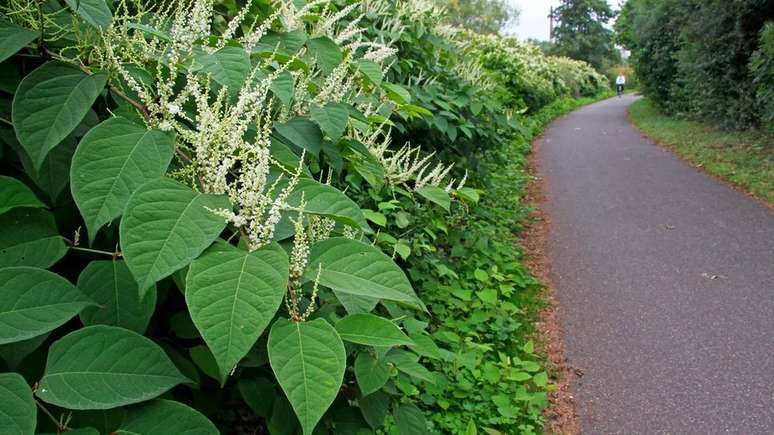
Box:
(521, 134, 580, 435)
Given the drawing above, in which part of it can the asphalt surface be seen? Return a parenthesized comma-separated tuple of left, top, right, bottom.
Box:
(539, 95, 774, 434)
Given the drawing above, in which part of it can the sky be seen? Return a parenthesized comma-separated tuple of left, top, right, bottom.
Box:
(505, 0, 621, 41)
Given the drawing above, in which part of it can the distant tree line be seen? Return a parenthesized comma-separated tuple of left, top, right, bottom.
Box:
(615, 0, 774, 130)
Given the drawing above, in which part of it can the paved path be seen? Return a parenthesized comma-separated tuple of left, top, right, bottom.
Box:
(539, 95, 774, 434)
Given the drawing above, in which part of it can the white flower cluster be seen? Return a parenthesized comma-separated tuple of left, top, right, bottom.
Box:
(97, 0, 460, 254)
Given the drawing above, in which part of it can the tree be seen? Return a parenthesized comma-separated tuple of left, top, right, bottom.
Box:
(550, 0, 619, 71)
(441, 0, 520, 34)
(615, 0, 774, 129)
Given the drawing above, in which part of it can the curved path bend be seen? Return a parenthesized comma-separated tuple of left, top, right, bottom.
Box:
(539, 95, 774, 434)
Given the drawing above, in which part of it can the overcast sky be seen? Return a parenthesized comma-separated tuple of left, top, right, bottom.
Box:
(505, 0, 621, 41)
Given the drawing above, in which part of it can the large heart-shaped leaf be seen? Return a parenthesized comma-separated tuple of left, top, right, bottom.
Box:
(268, 318, 345, 435)
(0, 175, 45, 215)
(354, 352, 390, 396)
(310, 103, 349, 142)
(307, 37, 342, 75)
(359, 391, 389, 429)
(116, 399, 218, 435)
(77, 260, 157, 334)
(64, 0, 112, 30)
(12, 61, 107, 170)
(191, 46, 251, 96)
(186, 241, 288, 383)
(0, 372, 36, 435)
(274, 117, 322, 155)
(336, 314, 414, 347)
(37, 325, 187, 409)
(0, 18, 39, 64)
(356, 59, 383, 86)
(71, 117, 175, 242)
(0, 208, 68, 268)
(120, 177, 231, 296)
(270, 71, 295, 106)
(305, 238, 423, 308)
(3, 130, 77, 203)
(285, 179, 369, 231)
(0, 266, 91, 345)
(416, 185, 451, 211)
(394, 404, 427, 435)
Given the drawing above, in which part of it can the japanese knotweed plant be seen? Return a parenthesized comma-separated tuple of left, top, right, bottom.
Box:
(0, 0, 464, 434)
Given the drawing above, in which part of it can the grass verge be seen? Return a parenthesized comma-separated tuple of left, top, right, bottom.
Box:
(628, 98, 773, 203)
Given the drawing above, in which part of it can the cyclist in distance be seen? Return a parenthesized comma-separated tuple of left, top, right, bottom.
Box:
(616, 73, 626, 97)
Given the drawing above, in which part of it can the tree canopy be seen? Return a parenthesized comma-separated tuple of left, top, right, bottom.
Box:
(616, 0, 774, 129)
(550, 0, 619, 71)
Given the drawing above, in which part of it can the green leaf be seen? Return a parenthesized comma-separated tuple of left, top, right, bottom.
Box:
(456, 187, 480, 203)
(359, 391, 389, 429)
(0, 332, 49, 369)
(268, 318, 345, 435)
(120, 177, 231, 296)
(189, 345, 222, 383)
(305, 238, 423, 308)
(362, 209, 386, 227)
(381, 83, 411, 105)
(354, 352, 389, 396)
(0, 373, 36, 435)
(310, 103, 349, 142)
(12, 61, 107, 171)
(0, 176, 45, 215)
(191, 47, 251, 96)
(465, 419, 478, 435)
(64, 0, 112, 30)
(356, 59, 383, 86)
(271, 71, 295, 106)
(37, 325, 187, 409)
(274, 117, 322, 155)
(254, 29, 307, 56)
(3, 131, 76, 202)
(0, 19, 38, 64)
(238, 377, 276, 418)
(408, 333, 441, 360)
(394, 403, 427, 435)
(0, 208, 68, 268)
(307, 37, 342, 75)
(336, 314, 413, 347)
(159, 343, 200, 388)
(0, 267, 90, 344)
(532, 371, 548, 387)
(286, 179, 369, 231)
(71, 117, 175, 242)
(186, 241, 288, 383)
(77, 260, 157, 334)
(385, 350, 434, 384)
(116, 399, 218, 435)
(416, 185, 450, 211)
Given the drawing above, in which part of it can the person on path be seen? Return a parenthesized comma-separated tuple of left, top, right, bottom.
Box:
(616, 73, 626, 97)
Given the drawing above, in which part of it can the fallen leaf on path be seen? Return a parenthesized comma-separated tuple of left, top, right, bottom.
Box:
(701, 273, 728, 280)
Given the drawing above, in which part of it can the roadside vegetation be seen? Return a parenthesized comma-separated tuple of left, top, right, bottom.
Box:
(616, 0, 772, 203)
(0, 1, 610, 434)
(629, 99, 773, 203)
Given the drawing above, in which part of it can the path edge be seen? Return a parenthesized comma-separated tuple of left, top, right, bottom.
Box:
(625, 101, 773, 211)
(523, 126, 579, 435)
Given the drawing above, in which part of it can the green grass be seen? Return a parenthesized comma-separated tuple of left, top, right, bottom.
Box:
(628, 98, 773, 203)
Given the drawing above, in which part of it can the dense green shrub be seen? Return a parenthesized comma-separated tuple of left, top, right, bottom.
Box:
(616, 0, 774, 129)
(750, 23, 774, 130)
(0, 1, 609, 434)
